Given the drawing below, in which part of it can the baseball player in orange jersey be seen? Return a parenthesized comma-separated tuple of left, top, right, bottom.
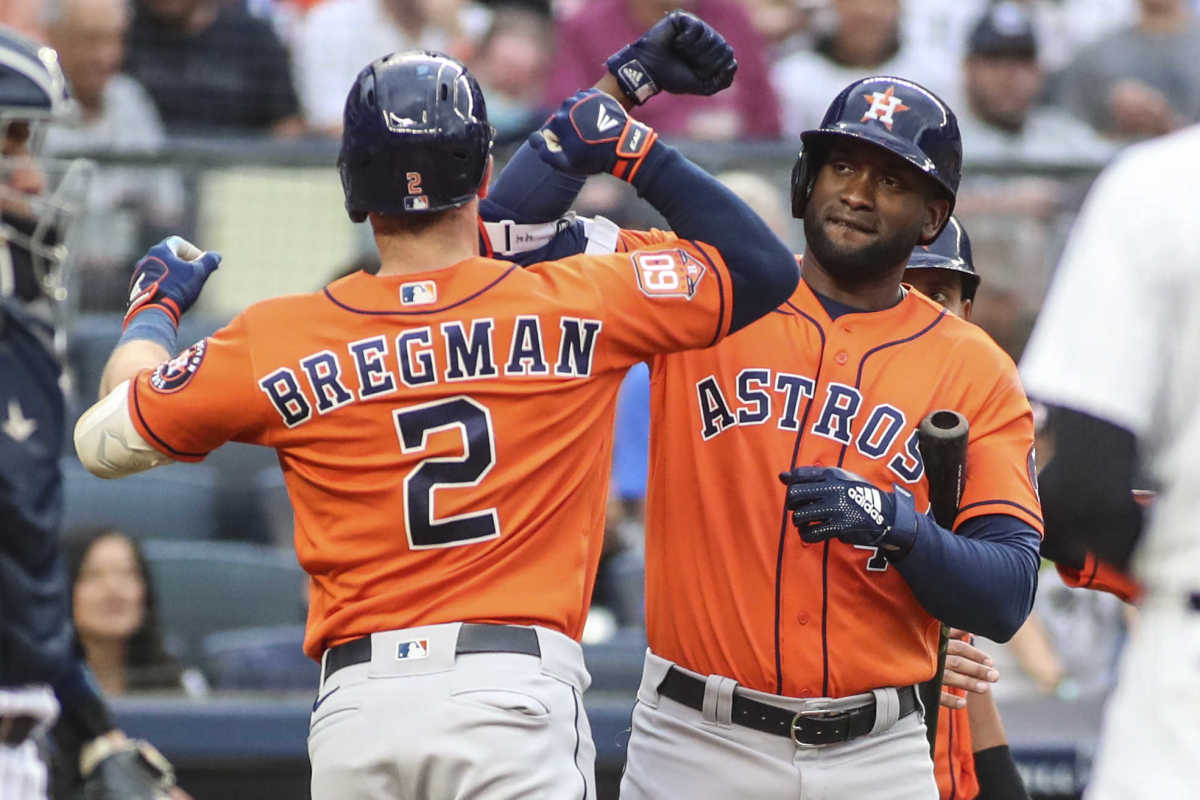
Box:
(71, 45, 799, 800)
(903, 217, 1031, 800)
(490, 75, 1043, 799)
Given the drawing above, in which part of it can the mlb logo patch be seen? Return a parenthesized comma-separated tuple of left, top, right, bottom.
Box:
(400, 280, 437, 306)
(396, 639, 430, 660)
(404, 195, 430, 211)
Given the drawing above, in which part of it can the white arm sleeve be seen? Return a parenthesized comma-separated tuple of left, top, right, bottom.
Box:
(73, 380, 173, 478)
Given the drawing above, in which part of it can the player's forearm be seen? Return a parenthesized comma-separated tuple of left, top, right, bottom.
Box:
(892, 513, 1040, 642)
(629, 143, 799, 330)
(100, 339, 169, 398)
(965, 677, 1009, 751)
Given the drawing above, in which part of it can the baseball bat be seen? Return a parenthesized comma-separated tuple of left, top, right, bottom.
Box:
(913, 409, 969, 761)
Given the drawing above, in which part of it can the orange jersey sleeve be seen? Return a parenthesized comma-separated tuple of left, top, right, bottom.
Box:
(126, 250, 733, 660)
(528, 234, 735, 367)
(949, 347, 1044, 534)
(128, 312, 274, 459)
(643, 280, 1043, 697)
(1055, 554, 1141, 604)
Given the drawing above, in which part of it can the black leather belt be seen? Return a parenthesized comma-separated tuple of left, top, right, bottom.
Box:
(323, 624, 541, 682)
(0, 714, 39, 746)
(657, 667, 919, 746)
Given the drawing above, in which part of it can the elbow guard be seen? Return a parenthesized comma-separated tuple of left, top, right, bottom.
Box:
(73, 381, 171, 478)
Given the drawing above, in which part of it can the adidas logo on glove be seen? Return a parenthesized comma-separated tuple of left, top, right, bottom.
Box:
(847, 486, 885, 526)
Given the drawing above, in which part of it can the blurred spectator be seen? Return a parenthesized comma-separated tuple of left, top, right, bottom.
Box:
(905, 0, 1136, 78)
(772, 0, 954, 139)
(468, 5, 552, 143)
(1056, 0, 1200, 140)
(66, 528, 208, 697)
(124, 0, 304, 137)
(294, 0, 491, 136)
(714, 168, 793, 243)
(956, 2, 1114, 166)
(741, 0, 820, 59)
(986, 566, 1130, 701)
(42, 0, 186, 312)
(951, 4, 1111, 359)
(0, 0, 44, 39)
(546, 0, 780, 140)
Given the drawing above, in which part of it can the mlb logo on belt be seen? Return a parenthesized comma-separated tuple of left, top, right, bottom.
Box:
(400, 280, 437, 306)
(396, 639, 430, 660)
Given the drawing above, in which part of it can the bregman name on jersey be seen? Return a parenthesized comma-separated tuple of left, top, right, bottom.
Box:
(256, 316, 603, 428)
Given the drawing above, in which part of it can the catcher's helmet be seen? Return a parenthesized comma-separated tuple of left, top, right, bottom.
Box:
(790, 76, 962, 236)
(0, 26, 91, 309)
(906, 216, 979, 300)
(338, 51, 493, 221)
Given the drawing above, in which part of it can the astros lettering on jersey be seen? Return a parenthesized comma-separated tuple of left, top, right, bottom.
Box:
(616, 229, 1043, 699)
(127, 243, 734, 660)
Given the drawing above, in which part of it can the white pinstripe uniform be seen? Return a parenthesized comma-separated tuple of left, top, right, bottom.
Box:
(1021, 125, 1200, 800)
(0, 686, 58, 800)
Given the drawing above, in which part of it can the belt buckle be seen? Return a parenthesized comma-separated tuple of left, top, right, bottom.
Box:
(789, 706, 837, 748)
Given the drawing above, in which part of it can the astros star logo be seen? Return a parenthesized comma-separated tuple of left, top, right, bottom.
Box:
(861, 86, 910, 130)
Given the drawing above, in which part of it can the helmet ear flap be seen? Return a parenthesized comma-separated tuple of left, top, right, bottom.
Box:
(790, 151, 810, 220)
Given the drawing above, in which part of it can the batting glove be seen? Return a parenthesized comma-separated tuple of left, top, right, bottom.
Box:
(124, 236, 221, 329)
(528, 89, 658, 182)
(606, 10, 738, 104)
(780, 466, 920, 559)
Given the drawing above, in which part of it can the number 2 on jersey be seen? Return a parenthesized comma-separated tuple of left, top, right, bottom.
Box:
(393, 396, 499, 549)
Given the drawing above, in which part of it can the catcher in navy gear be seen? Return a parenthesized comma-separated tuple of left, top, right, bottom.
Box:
(0, 25, 180, 800)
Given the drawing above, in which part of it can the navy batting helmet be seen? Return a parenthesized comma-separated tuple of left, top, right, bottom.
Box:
(790, 76, 962, 235)
(338, 51, 493, 221)
(906, 216, 979, 300)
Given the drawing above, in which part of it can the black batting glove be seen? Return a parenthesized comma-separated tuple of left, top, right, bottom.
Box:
(780, 466, 920, 559)
(606, 10, 738, 104)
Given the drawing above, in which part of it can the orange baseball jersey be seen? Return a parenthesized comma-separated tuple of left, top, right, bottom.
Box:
(127, 244, 734, 660)
(624, 232, 1043, 699)
(934, 648, 979, 800)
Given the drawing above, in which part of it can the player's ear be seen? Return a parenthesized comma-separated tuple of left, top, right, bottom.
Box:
(960, 297, 972, 322)
(918, 195, 950, 246)
(477, 155, 493, 200)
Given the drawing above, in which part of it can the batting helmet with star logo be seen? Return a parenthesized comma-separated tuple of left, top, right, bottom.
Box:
(790, 76, 962, 234)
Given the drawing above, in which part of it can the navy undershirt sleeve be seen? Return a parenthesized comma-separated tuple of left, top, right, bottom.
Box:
(892, 512, 1040, 642)
(486, 140, 799, 332)
(628, 143, 798, 331)
(484, 142, 585, 223)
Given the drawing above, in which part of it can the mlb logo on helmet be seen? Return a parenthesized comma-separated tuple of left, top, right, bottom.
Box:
(404, 195, 430, 211)
(396, 639, 430, 660)
(400, 280, 437, 305)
